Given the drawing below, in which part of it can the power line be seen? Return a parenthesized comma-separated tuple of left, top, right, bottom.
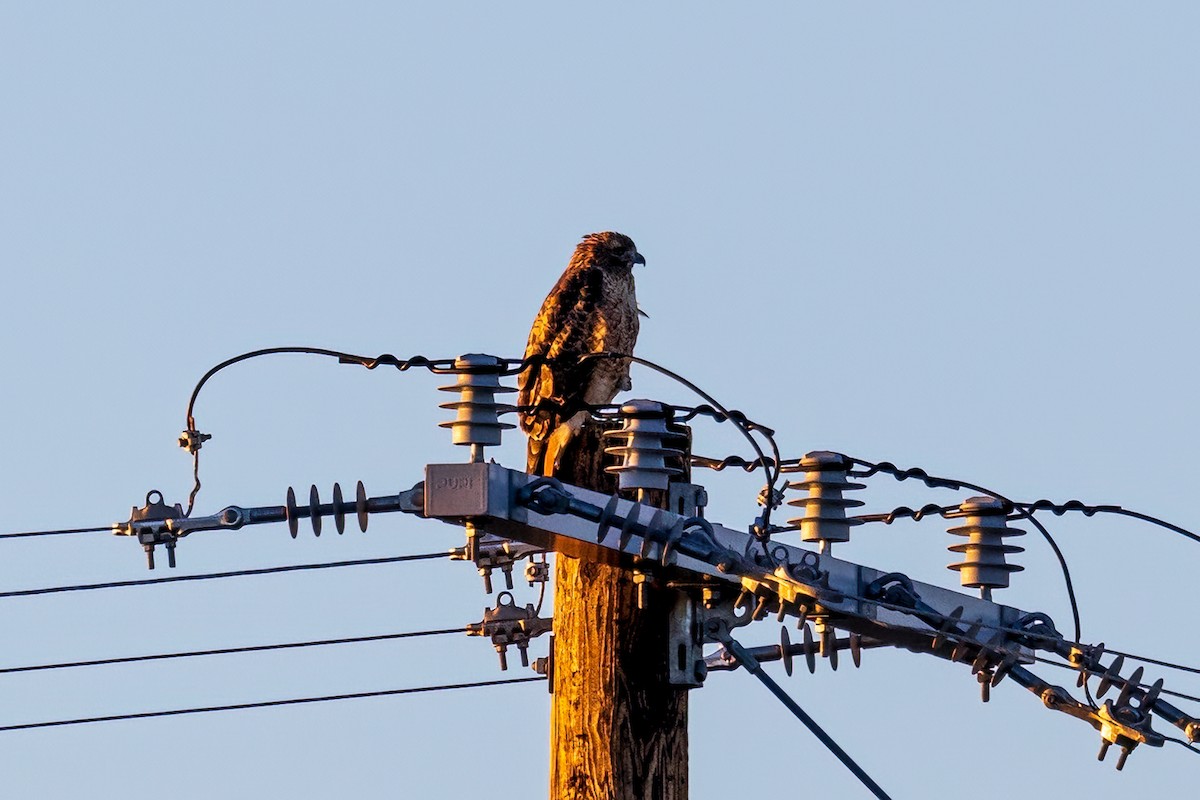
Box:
(721, 636, 892, 800)
(844, 456, 1086, 644)
(0, 627, 463, 674)
(0, 525, 111, 540)
(1031, 655, 1200, 706)
(1014, 501, 1200, 546)
(0, 552, 449, 599)
(0, 676, 546, 733)
(825, 579, 1200, 713)
(1101, 646, 1200, 678)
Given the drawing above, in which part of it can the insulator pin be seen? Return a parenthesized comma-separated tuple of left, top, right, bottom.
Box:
(946, 496, 1025, 596)
(438, 354, 515, 461)
(603, 400, 682, 493)
(785, 451, 864, 552)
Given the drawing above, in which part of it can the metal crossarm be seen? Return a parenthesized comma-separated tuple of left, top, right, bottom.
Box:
(419, 461, 1200, 768)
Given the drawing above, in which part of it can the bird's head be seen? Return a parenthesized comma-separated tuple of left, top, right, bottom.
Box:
(578, 231, 646, 270)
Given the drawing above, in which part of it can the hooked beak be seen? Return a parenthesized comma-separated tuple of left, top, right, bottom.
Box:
(633, 252, 646, 266)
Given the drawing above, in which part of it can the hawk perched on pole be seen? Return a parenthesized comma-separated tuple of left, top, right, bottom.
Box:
(519, 232, 646, 476)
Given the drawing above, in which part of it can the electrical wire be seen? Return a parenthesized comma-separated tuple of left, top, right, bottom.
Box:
(0, 552, 449, 599)
(581, 351, 784, 558)
(182, 346, 398, 514)
(183, 346, 416, 432)
(0, 525, 111, 540)
(841, 456, 1085, 646)
(0, 627, 463, 675)
(721, 636, 893, 800)
(0, 676, 546, 733)
(1167, 736, 1200, 757)
(1031, 655, 1200, 705)
(830, 580, 1200, 726)
(1099, 646, 1200, 678)
(182, 347, 787, 546)
(533, 554, 549, 616)
(1014, 501, 1200, 546)
(181, 347, 477, 515)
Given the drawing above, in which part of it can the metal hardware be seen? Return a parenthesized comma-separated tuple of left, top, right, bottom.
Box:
(467, 591, 553, 670)
(117, 490, 184, 569)
(532, 634, 555, 694)
(451, 528, 544, 593)
(704, 629, 884, 674)
(667, 593, 705, 687)
(105, 444, 1198, 769)
(524, 557, 550, 586)
(668, 482, 707, 518)
(113, 482, 423, 560)
(177, 429, 211, 454)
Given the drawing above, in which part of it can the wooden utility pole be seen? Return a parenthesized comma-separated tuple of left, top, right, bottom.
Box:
(548, 421, 689, 800)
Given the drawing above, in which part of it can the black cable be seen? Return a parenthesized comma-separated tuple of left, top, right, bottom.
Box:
(182, 346, 402, 515)
(841, 582, 1200, 719)
(1100, 646, 1200, 678)
(691, 453, 781, 473)
(581, 351, 783, 558)
(1103, 508, 1200, 544)
(183, 346, 404, 432)
(842, 456, 1085, 646)
(854, 503, 960, 526)
(687, 460, 1200, 548)
(0, 525, 111, 540)
(0, 552, 449, 599)
(0, 676, 546, 733)
(1167, 736, 1200, 757)
(722, 637, 892, 800)
(1031, 655, 1200, 705)
(1014, 501, 1200, 546)
(0, 627, 463, 674)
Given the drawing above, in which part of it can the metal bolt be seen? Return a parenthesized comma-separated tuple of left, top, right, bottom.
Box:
(633, 569, 652, 609)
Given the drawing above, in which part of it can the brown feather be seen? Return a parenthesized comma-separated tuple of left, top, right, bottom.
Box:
(519, 232, 643, 475)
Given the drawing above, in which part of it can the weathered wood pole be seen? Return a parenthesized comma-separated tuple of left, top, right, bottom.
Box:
(549, 421, 689, 800)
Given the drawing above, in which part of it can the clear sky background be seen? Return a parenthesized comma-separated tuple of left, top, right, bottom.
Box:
(1, 3, 1197, 798)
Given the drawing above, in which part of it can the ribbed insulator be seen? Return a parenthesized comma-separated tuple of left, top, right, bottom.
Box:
(786, 451, 864, 549)
(438, 354, 515, 458)
(603, 400, 682, 492)
(947, 496, 1025, 594)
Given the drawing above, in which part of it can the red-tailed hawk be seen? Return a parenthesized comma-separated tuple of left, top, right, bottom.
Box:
(519, 232, 645, 476)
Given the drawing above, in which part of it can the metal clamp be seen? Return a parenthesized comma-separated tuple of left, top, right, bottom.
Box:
(467, 591, 553, 670)
(115, 490, 183, 569)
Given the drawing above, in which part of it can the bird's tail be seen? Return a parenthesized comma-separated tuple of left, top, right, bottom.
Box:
(526, 435, 546, 476)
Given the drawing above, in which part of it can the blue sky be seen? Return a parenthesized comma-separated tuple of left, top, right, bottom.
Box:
(1, 3, 1197, 797)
